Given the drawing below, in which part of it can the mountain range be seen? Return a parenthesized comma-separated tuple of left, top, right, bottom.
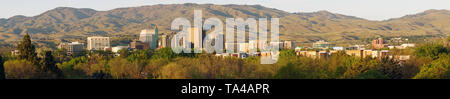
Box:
(0, 3, 449, 45)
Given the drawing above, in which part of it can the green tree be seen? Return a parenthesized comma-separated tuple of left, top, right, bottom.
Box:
(119, 49, 130, 58)
(446, 36, 450, 47)
(54, 48, 67, 63)
(91, 70, 112, 79)
(273, 63, 308, 79)
(160, 63, 188, 79)
(279, 49, 296, 58)
(447, 36, 450, 42)
(377, 57, 403, 79)
(143, 58, 169, 79)
(60, 56, 88, 78)
(355, 70, 388, 79)
(3, 60, 38, 79)
(414, 54, 450, 79)
(41, 51, 63, 78)
(152, 47, 175, 60)
(109, 57, 143, 79)
(414, 44, 447, 59)
(0, 55, 5, 79)
(127, 49, 153, 64)
(17, 34, 39, 65)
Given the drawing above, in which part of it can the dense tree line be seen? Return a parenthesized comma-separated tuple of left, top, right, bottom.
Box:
(0, 35, 449, 79)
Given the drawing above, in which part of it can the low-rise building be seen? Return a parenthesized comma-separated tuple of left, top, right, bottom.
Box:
(346, 50, 363, 57)
(296, 50, 330, 59)
(261, 52, 272, 57)
(379, 50, 390, 58)
(313, 40, 335, 49)
(332, 47, 344, 51)
(296, 51, 307, 56)
(11, 50, 19, 56)
(284, 41, 295, 49)
(329, 50, 339, 56)
(362, 50, 373, 58)
(130, 40, 149, 50)
(87, 36, 110, 51)
(270, 41, 284, 50)
(112, 46, 130, 56)
(58, 42, 85, 56)
(112, 46, 129, 53)
(398, 55, 410, 61)
(401, 44, 415, 48)
(388, 44, 415, 49)
(346, 45, 366, 50)
(318, 51, 329, 59)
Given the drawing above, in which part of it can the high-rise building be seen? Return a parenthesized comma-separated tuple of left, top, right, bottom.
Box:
(87, 36, 110, 51)
(58, 42, 85, 55)
(189, 27, 204, 49)
(159, 34, 170, 48)
(140, 26, 159, 49)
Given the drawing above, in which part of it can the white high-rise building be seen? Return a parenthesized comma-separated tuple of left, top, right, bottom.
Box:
(139, 26, 159, 49)
(189, 27, 203, 49)
(87, 36, 110, 51)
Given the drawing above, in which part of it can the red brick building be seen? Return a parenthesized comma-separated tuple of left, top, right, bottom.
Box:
(372, 38, 385, 49)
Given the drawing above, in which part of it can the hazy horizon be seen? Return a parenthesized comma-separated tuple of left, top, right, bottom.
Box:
(1, 0, 450, 20)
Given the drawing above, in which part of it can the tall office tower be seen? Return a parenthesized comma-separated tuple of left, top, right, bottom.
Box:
(87, 36, 110, 51)
(160, 34, 170, 48)
(189, 27, 204, 49)
(140, 26, 159, 49)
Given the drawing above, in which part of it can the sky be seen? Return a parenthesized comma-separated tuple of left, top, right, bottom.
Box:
(0, 0, 449, 21)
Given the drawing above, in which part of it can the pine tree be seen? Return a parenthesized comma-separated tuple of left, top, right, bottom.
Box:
(41, 51, 62, 78)
(17, 33, 39, 65)
(0, 55, 5, 79)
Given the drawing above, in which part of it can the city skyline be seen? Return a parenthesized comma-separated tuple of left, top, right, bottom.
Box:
(1, 0, 450, 20)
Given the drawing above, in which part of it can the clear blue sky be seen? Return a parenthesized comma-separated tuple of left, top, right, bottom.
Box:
(1, 0, 449, 20)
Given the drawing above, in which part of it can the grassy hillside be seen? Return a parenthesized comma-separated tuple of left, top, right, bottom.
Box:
(0, 3, 449, 46)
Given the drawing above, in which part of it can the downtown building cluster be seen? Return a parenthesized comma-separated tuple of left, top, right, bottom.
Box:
(294, 38, 415, 62)
(9, 27, 416, 63)
(50, 26, 169, 57)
